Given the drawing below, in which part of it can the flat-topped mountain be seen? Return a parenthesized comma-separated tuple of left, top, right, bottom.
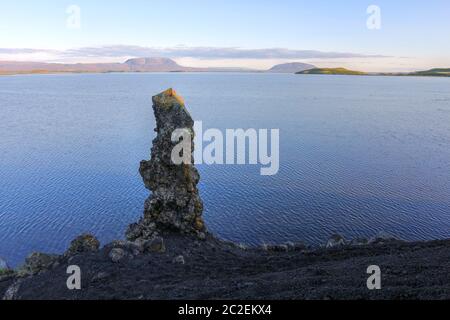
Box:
(124, 57, 188, 72)
(297, 67, 367, 75)
(267, 62, 315, 73)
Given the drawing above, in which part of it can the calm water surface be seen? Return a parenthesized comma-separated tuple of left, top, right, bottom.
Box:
(1, 73, 450, 266)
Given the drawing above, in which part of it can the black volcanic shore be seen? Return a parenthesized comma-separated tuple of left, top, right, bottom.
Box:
(1, 233, 450, 300)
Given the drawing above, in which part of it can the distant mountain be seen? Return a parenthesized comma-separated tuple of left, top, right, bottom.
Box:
(0, 58, 200, 74)
(267, 62, 316, 73)
(0, 58, 261, 75)
(124, 57, 190, 72)
(296, 67, 367, 76)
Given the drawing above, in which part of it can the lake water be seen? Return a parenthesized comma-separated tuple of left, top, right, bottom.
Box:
(1, 73, 450, 266)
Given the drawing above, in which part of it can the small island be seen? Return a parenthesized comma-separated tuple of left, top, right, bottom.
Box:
(297, 67, 450, 77)
(296, 67, 367, 76)
(409, 68, 450, 77)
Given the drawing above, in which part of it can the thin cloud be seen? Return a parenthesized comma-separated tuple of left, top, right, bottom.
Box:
(63, 45, 388, 60)
(0, 48, 59, 54)
(0, 45, 389, 62)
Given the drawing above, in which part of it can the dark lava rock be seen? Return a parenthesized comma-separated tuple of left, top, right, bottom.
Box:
(263, 244, 289, 252)
(65, 233, 100, 256)
(172, 255, 185, 265)
(2, 279, 23, 300)
(109, 248, 126, 263)
(326, 234, 346, 248)
(143, 236, 166, 253)
(17, 252, 59, 276)
(91, 272, 110, 282)
(126, 89, 206, 241)
(3, 234, 450, 300)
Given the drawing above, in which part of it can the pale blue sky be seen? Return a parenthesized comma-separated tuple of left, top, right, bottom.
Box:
(1, 0, 449, 71)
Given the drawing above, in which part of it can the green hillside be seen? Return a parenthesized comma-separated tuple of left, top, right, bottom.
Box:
(410, 68, 450, 77)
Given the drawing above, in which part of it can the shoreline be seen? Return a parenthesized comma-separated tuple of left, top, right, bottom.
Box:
(2, 232, 450, 300)
(1, 70, 450, 78)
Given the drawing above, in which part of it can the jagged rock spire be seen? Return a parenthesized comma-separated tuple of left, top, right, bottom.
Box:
(126, 89, 206, 241)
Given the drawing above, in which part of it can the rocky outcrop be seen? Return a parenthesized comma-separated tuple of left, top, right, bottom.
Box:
(143, 237, 166, 253)
(2, 280, 22, 300)
(109, 248, 126, 263)
(326, 234, 346, 248)
(172, 255, 185, 265)
(17, 252, 59, 276)
(262, 241, 308, 253)
(65, 234, 100, 256)
(326, 232, 404, 248)
(126, 89, 206, 241)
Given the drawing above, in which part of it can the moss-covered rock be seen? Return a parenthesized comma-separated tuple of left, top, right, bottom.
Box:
(65, 233, 100, 256)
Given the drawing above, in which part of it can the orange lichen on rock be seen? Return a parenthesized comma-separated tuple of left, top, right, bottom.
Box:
(152, 88, 185, 108)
